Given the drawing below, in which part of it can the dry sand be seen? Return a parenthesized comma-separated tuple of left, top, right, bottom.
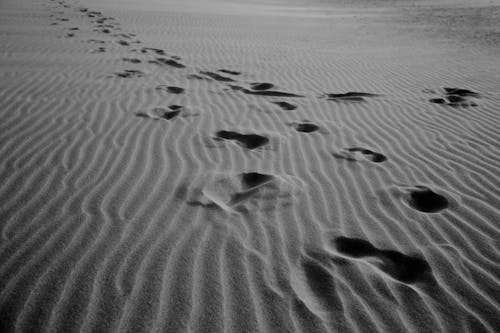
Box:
(1, 0, 500, 332)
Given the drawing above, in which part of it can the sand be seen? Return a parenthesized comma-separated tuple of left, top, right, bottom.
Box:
(1, 0, 500, 332)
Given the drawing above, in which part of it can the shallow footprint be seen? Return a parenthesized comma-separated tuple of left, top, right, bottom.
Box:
(301, 259, 342, 310)
(136, 106, 180, 120)
(214, 130, 269, 150)
(333, 147, 387, 163)
(189, 171, 302, 211)
(334, 236, 432, 284)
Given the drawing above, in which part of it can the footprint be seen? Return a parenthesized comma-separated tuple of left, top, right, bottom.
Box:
(140, 47, 166, 55)
(272, 101, 297, 110)
(428, 87, 480, 107)
(429, 98, 446, 104)
(156, 85, 184, 94)
(87, 39, 106, 44)
(250, 82, 274, 91)
(189, 171, 302, 211)
(334, 236, 432, 284)
(292, 122, 319, 133)
(122, 58, 141, 64)
(114, 70, 145, 78)
(199, 71, 235, 82)
(404, 186, 449, 213)
(148, 58, 185, 68)
(214, 130, 269, 150)
(218, 69, 241, 75)
(91, 47, 106, 53)
(301, 259, 342, 310)
(136, 105, 184, 120)
(333, 147, 387, 163)
(229, 85, 304, 97)
(322, 92, 379, 103)
(443, 87, 480, 98)
(240, 172, 274, 189)
(187, 74, 210, 80)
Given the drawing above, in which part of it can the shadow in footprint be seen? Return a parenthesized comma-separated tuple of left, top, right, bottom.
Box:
(334, 236, 432, 284)
(214, 130, 269, 150)
(156, 85, 184, 94)
(293, 122, 319, 133)
(241, 172, 274, 189)
(187, 74, 210, 81)
(199, 71, 235, 82)
(141, 47, 166, 55)
(428, 87, 479, 107)
(405, 186, 449, 213)
(122, 58, 141, 64)
(149, 58, 185, 68)
(230, 85, 304, 98)
(251, 82, 274, 91)
(444, 88, 480, 98)
(114, 70, 144, 78)
(218, 69, 241, 75)
(323, 92, 379, 103)
(272, 101, 297, 111)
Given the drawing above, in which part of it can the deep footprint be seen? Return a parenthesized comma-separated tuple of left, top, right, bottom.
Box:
(156, 85, 185, 94)
(444, 87, 480, 97)
(114, 70, 145, 78)
(122, 58, 141, 64)
(272, 101, 297, 110)
(218, 69, 241, 75)
(293, 122, 319, 133)
(149, 57, 185, 68)
(240, 172, 274, 189)
(334, 236, 432, 284)
(230, 85, 304, 97)
(406, 186, 449, 213)
(251, 82, 274, 91)
(199, 71, 235, 82)
(214, 131, 269, 150)
(140, 47, 166, 55)
(323, 92, 379, 102)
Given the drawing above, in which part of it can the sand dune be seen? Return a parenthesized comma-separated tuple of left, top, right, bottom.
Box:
(1, 0, 500, 332)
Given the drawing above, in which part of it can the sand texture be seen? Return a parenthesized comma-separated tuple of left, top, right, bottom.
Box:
(1, 0, 500, 332)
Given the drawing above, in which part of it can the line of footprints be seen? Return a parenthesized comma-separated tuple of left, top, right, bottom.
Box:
(47, 0, 477, 286)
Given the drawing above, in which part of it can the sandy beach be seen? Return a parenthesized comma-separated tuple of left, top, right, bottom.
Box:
(1, 0, 500, 332)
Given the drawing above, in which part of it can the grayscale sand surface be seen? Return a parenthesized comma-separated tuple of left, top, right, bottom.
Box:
(1, 0, 500, 332)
